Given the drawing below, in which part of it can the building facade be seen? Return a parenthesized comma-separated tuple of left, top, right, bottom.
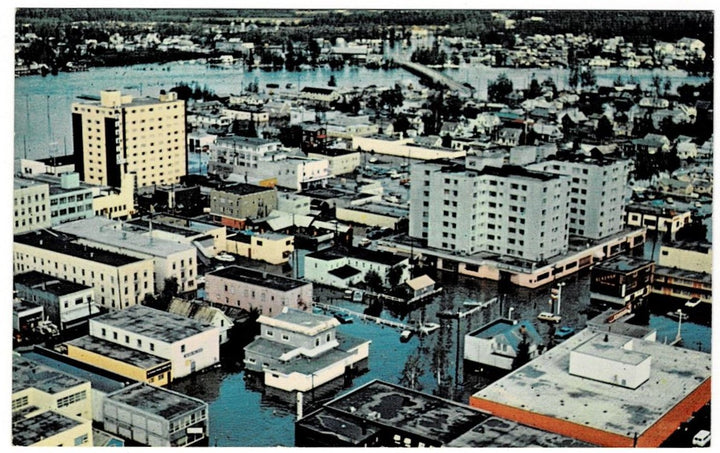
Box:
(103, 382, 208, 447)
(72, 90, 186, 189)
(13, 177, 51, 234)
(205, 265, 313, 316)
(210, 183, 278, 228)
(590, 255, 654, 306)
(14, 230, 155, 311)
(53, 217, 198, 294)
(14, 271, 98, 331)
(89, 305, 220, 379)
(528, 156, 631, 240)
(410, 162, 569, 262)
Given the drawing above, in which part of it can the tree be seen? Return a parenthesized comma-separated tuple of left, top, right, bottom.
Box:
(399, 352, 424, 391)
(568, 65, 580, 91)
(364, 270, 383, 293)
(487, 73, 513, 104)
(387, 265, 404, 288)
(511, 325, 532, 369)
(527, 75, 542, 98)
(675, 220, 709, 243)
(596, 115, 614, 142)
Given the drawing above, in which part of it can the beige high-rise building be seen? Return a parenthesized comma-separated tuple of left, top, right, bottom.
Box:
(72, 90, 186, 189)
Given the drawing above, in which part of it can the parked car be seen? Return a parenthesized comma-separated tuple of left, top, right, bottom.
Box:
(554, 326, 575, 339)
(537, 312, 562, 323)
(692, 430, 710, 447)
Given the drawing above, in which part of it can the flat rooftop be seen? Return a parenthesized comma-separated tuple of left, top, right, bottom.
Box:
(299, 380, 488, 445)
(446, 416, 593, 448)
(213, 182, 275, 196)
(260, 307, 339, 336)
(66, 335, 170, 370)
(347, 203, 408, 218)
(21, 350, 125, 394)
(106, 382, 206, 420)
(470, 328, 711, 439)
(91, 305, 216, 344)
(653, 265, 712, 283)
(308, 247, 408, 267)
(13, 410, 83, 446)
(13, 299, 42, 313)
(53, 217, 195, 258)
(14, 270, 91, 296)
(208, 265, 309, 292)
(593, 255, 653, 273)
(13, 355, 87, 395)
(14, 230, 145, 267)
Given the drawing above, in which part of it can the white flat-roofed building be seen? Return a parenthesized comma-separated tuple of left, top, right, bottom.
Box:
(103, 382, 208, 447)
(209, 136, 281, 171)
(410, 161, 569, 262)
(14, 270, 99, 331)
(89, 305, 220, 379)
(528, 156, 631, 240)
(251, 155, 331, 192)
(625, 201, 692, 241)
(307, 148, 362, 176)
(53, 217, 197, 294)
(304, 247, 410, 289)
(464, 319, 543, 371)
(14, 229, 154, 311)
(658, 241, 712, 274)
(124, 214, 227, 259)
(469, 329, 711, 447)
(205, 265, 313, 316)
(13, 177, 51, 234)
(244, 307, 370, 393)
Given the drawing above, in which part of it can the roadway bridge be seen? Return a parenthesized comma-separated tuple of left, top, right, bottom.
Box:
(395, 58, 475, 98)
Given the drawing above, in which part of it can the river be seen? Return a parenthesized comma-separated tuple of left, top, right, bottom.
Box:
(14, 59, 708, 167)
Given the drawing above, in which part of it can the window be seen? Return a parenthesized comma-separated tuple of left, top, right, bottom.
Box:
(57, 390, 87, 408)
(181, 344, 186, 353)
(150, 343, 155, 352)
(12, 395, 28, 411)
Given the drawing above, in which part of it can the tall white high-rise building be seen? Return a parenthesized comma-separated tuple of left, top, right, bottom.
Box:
(72, 90, 186, 189)
(528, 156, 631, 240)
(410, 161, 569, 262)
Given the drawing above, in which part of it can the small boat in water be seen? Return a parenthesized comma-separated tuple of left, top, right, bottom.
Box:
(400, 330, 413, 342)
(666, 311, 689, 321)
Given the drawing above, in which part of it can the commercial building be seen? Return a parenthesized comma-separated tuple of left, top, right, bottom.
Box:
(88, 305, 221, 379)
(65, 335, 173, 387)
(208, 136, 281, 175)
(244, 307, 370, 394)
(352, 135, 466, 160)
(528, 156, 631, 240)
(72, 90, 186, 189)
(16, 173, 95, 226)
(125, 214, 227, 259)
(12, 355, 94, 447)
(14, 270, 98, 331)
(248, 154, 331, 192)
(53, 217, 198, 294)
(590, 255, 654, 306)
(336, 202, 408, 229)
(307, 147, 362, 176)
(464, 319, 543, 371)
(205, 265, 313, 316)
(20, 154, 76, 176)
(13, 299, 44, 338)
(409, 161, 569, 262)
(14, 229, 155, 311)
(296, 379, 488, 447)
(225, 230, 294, 265)
(469, 329, 711, 447)
(625, 201, 692, 241)
(658, 241, 712, 274)
(13, 177, 51, 233)
(210, 183, 278, 229)
(103, 382, 208, 447)
(304, 247, 410, 289)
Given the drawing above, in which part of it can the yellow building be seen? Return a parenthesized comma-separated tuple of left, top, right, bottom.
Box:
(12, 355, 94, 446)
(226, 231, 294, 264)
(14, 229, 155, 310)
(658, 242, 712, 274)
(65, 335, 172, 386)
(72, 90, 186, 189)
(93, 173, 137, 220)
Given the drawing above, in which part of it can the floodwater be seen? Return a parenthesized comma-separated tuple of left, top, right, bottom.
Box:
(14, 58, 711, 447)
